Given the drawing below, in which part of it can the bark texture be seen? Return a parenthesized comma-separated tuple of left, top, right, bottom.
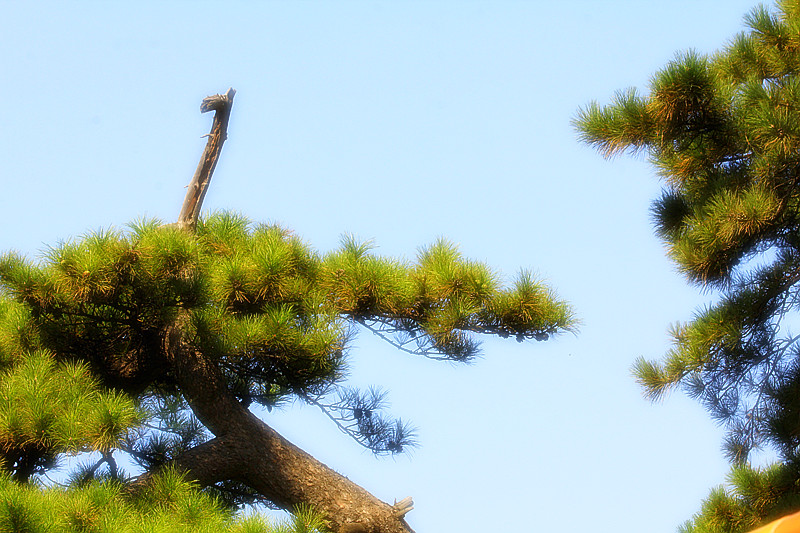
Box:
(162, 311, 415, 533)
(177, 88, 236, 232)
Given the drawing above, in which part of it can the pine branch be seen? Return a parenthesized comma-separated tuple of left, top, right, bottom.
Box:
(355, 317, 453, 360)
(303, 387, 417, 455)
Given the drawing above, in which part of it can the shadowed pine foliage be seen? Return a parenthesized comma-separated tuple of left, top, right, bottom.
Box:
(576, 0, 800, 530)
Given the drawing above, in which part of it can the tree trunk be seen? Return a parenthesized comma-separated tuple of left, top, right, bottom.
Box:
(161, 311, 415, 533)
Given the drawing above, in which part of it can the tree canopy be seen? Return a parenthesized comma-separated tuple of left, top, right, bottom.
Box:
(0, 92, 575, 533)
(576, 0, 800, 530)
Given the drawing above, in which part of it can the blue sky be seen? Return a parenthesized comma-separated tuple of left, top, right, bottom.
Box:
(1, 1, 767, 531)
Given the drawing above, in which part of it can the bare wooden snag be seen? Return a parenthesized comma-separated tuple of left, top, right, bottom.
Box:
(177, 87, 236, 232)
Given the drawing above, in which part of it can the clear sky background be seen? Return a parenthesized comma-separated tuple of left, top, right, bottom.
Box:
(1, 1, 770, 531)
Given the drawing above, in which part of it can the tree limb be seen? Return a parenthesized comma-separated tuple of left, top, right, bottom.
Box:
(177, 88, 236, 232)
(160, 310, 415, 533)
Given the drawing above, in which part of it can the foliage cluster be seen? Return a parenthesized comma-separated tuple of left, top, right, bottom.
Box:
(0, 466, 327, 533)
(0, 211, 574, 526)
(577, 0, 800, 529)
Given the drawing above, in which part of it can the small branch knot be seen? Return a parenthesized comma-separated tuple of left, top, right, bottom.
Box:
(392, 496, 414, 518)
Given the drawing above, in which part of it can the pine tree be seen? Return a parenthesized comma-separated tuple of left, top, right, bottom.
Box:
(0, 90, 576, 532)
(576, 0, 800, 530)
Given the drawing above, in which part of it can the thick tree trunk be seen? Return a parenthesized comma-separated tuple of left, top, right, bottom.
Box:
(161, 312, 415, 533)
